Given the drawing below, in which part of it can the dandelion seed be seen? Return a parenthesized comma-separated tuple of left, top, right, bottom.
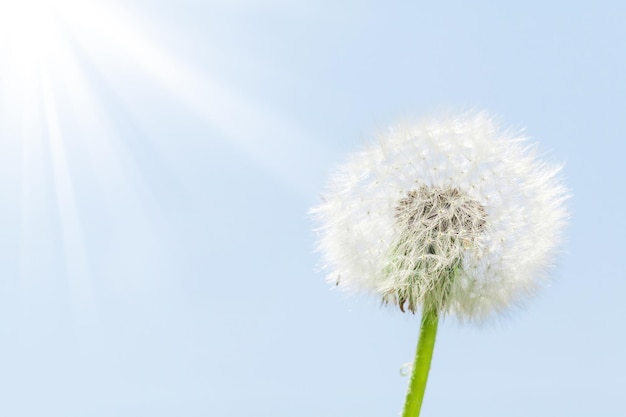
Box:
(311, 111, 569, 417)
(312, 111, 568, 322)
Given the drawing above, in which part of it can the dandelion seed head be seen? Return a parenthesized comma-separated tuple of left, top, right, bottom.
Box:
(312, 111, 569, 322)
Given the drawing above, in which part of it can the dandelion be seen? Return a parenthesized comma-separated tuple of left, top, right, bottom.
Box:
(312, 111, 569, 416)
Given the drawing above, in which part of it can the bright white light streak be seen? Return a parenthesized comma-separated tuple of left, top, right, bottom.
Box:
(1, 0, 330, 313)
(0, 0, 69, 87)
(46, 30, 166, 294)
(0, 1, 53, 67)
(64, 1, 332, 197)
(44, 8, 157, 229)
(17, 68, 48, 296)
(40, 66, 97, 325)
(0, 0, 100, 321)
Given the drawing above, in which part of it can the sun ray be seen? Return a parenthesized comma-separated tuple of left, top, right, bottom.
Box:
(61, 0, 333, 197)
(40, 66, 97, 325)
(2, 0, 331, 317)
(17, 67, 47, 294)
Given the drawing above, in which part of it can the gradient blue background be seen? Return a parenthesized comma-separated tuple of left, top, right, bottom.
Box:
(0, 1, 624, 416)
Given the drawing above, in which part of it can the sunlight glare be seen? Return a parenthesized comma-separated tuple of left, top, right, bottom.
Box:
(1, 0, 327, 323)
(1, 0, 64, 72)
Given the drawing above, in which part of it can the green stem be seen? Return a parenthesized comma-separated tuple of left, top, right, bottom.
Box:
(401, 307, 439, 417)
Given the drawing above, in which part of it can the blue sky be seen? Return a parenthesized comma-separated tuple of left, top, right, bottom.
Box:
(0, 1, 624, 416)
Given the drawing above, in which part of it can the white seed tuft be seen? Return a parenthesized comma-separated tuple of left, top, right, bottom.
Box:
(312, 112, 569, 322)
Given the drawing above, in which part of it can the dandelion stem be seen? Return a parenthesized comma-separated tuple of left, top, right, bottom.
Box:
(401, 306, 439, 417)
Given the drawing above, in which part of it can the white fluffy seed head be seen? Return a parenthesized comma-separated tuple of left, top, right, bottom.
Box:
(312, 111, 569, 323)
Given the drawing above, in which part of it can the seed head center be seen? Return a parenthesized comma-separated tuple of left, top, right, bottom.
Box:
(395, 186, 486, 239)
(385, 187, 487, 313)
